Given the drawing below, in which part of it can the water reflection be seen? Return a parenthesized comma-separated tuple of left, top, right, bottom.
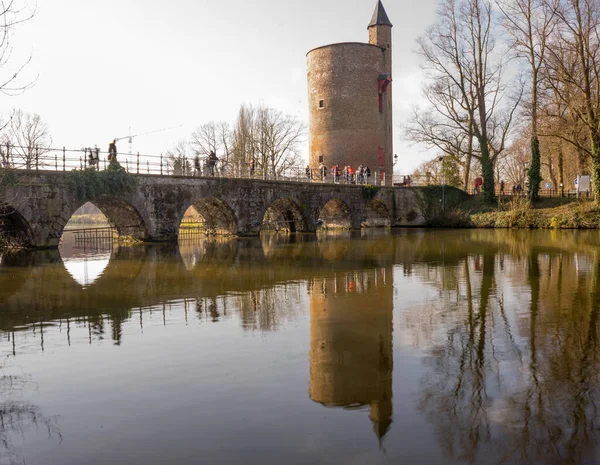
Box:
(3, 230, 600, 464)
(0, 357, 62, 465)
(58, 231, 112, 287)
(309, 268, 393, 444)
(410, 238, 600, 465)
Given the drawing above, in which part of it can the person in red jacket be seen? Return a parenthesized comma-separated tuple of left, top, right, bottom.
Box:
(474, 176, 483, 195)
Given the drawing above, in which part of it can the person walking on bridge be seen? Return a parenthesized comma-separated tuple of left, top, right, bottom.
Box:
(249, 158, 256, 177)
(319, 162, 327, 182)
(108, 140, 117, 163)
(194, 154, 201, 176)
(207, 150, 219, 176)
(306, 165, 312, 181)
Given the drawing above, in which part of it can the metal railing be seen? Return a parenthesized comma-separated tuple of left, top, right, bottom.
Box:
(3, 144, 588, 197)
(0, 144, 468, 189)
(467, 184, 592, 198)
(0, 144, 433, 187)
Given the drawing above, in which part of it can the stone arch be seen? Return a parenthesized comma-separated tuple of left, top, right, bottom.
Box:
(92, 197, 149, 240)
(180, 197, 238, 236)
(0, 204, 34, 247)
(63, 198, 149, 242)
(362, 200, 391, 228)
(261, 198, 307, 233)
(318, 199, 352, 230)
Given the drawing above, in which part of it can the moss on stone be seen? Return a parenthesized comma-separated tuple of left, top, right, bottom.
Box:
(67, 163, 137, 202)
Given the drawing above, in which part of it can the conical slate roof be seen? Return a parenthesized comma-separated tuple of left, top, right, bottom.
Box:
(368, 0, 393, 28)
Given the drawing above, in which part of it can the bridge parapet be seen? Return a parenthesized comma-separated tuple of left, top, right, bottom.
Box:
(1, 171, 428, 248)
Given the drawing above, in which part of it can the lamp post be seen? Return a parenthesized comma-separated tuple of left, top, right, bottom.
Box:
(438, 156, 446, 212)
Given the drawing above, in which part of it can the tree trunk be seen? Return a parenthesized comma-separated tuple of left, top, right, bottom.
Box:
(547, 156, 557, 192)
(578, 148, 589, 176)
(480, 140, 495, 203)
(558, 145, 565, 197)
(463, 153, 472, 192)
(591, 154, 600, 201)
(463, 124, 474, 191)
(529, 66, 540, 201)
(528, 136, 541, 201)
(590, 130, 600, 201)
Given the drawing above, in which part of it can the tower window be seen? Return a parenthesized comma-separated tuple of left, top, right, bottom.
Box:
(319, 100, 325, 109)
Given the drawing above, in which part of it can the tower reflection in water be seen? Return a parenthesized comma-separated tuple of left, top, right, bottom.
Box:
(309, 267, 393, 443)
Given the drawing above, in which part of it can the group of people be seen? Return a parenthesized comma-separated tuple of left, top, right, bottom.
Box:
(310, 163, 372, 184)
(86, 141, 116, 168)
(194, 150, 219, 176)
(472, 178, 525, 196)
(86, 146, 101, 167)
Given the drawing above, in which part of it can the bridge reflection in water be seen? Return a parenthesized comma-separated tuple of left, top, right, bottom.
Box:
(4, 230, 600, 464)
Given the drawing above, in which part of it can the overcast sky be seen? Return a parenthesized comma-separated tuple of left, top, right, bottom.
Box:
(7, 0, 439, 173)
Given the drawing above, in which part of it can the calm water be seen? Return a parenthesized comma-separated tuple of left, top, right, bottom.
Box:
(1, 229, 600, 465)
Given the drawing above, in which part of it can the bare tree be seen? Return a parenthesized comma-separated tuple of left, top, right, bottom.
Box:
(2, 109, 51, 169)
(166, 140, 192, 176)
(497, 0, 558, 200)
(413, 0, 521, 202)
(543, 0, 600, 199)
(194, 104, 305, 179)
(404, 82, 477, 190)
(0, 2, 36, 168)
(191, 121, 233, 173)
(231, 104, 257, 175)
(252, 106, 304, 178)
(0, 1, 35, 97)
(499, 133, 531, 185)
(0, 3, 37, 248)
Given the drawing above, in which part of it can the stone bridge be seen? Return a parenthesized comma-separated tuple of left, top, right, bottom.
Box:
(1, 171, 428, 248)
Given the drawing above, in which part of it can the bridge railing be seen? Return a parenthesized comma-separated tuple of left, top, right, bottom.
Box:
(0, 144, 439, 188)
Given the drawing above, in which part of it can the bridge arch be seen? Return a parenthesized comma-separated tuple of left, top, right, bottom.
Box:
(93, 197, 148, 239)
(318, 199, 352, 230)
(64, 198, 149, 242)
(0, 204, 34, 247)
(362, 200, 391, 228)
(180, 197, 238, 236)
(261, 198, 307, 233)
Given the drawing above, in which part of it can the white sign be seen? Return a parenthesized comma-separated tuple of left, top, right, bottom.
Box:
(577, 175, 591, 193)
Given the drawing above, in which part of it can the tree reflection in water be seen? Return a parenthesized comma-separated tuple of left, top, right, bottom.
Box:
(0, 356, 61, 465)
(415, 246, 600, 465)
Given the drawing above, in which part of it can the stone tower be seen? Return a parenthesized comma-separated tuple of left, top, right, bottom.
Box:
(307, 0, 393, 185)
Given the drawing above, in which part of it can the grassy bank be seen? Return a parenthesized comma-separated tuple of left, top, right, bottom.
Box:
(67, 213, 110, 225)
(432, 196, 600, 229)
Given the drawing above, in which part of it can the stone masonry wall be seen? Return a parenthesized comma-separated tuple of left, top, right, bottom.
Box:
(307, 43, 389, 176)
(2, 172, 428, 248)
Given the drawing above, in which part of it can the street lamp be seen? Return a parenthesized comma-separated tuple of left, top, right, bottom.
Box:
(438, 156, 446, 212)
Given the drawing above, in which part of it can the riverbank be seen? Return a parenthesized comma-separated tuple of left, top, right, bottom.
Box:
(434, 195, 600, 229)
(67, 213, 109, 225)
